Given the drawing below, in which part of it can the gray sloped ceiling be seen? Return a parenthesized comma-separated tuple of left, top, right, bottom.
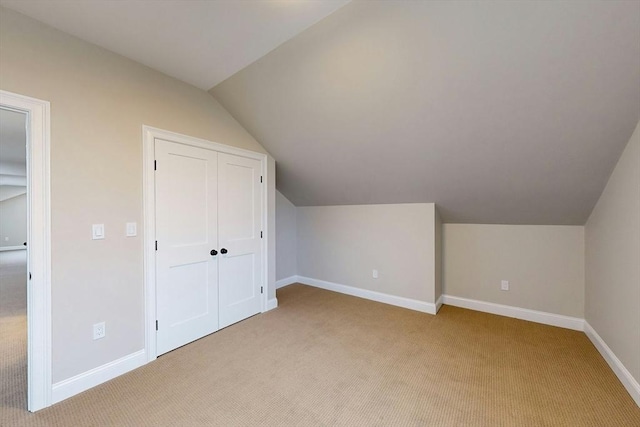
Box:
(211, 1, 640, 225)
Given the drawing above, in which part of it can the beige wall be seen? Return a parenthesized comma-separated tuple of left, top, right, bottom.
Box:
(443, 224, 585, 318)
(297, 203, 436, 303)
(276, 190, 297, 281)
(585, 120, 640, 385)
(0, 8, 268, 383)
(0, 193, 27, 247)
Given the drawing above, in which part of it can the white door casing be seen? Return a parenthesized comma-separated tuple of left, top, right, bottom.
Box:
(218, 153, 263, 329)
(155, 140, 219, 355)
(143, 126, 271, 360)
(0, 90, 52, 411)
(146, 128, 269, 357)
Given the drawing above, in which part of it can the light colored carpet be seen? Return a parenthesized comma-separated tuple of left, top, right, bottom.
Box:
(0, 250, 28, 417)
(2, 282, 640, 426)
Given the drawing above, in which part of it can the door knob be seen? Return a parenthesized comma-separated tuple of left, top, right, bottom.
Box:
(220, 248, 228, 254)
(210, 249, 218, 256)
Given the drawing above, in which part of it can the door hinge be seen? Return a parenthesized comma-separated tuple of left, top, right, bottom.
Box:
(28, 272, 32, 280)
(155, 241, 158, 251)
(154, 160, 157, 171)
(260, 176, 263, 183)
(260, 231, 263, 238)
(156, 320, 158, 331)
(261, 286, 263, 294)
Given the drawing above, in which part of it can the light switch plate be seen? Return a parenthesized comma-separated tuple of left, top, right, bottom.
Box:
(92, 224, 105, 240)
(126, 222, 137, 237)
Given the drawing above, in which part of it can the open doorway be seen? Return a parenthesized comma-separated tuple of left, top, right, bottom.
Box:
(0, 90, 51, 412)
(0, 107, 28, 410)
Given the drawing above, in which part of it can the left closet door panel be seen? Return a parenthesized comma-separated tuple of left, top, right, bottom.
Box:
(155, 139, 219, 355)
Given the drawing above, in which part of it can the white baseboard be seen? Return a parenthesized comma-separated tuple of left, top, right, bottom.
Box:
(441, 295, 585, 331)
(297, 275, 438, 315)
(435, 295, 443, 313)
(0, 246, 26, 251)
(584, 321, 640, 407)
(276, 276, 298, 289)
(265, 298, 278, 311)
(52, 350, 146, 404)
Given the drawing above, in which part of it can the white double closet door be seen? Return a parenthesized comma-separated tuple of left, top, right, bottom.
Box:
(155, 139, 263, 356)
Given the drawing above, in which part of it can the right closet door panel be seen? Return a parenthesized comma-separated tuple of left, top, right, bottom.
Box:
(217, 153, 263, 328)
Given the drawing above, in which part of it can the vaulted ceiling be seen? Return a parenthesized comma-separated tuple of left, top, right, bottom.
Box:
(2, 1, 639, 224)
(0, 0, 350, 89)
(211, 1, 640, 224)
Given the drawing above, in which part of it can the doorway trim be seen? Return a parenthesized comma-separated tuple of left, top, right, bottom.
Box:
(0, 90, 52, 411)
(142, 126, 270, 362)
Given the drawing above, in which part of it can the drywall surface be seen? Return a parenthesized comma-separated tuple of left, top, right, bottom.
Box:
(0, 193, 26, 247)
(585, 119, 640, 386)
(443, 224, 585, 317)
(276, 190, 297, 281)
(212, 0, 640, 225)
(0, 7, 267, 383)
(297, 203, 436, 303)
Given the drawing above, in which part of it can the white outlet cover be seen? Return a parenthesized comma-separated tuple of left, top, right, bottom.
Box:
(372, 269, 379, 279)
(501, 280, 509, 291)
(93, 322, 106, 340)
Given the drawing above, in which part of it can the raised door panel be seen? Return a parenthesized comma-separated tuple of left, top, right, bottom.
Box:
(155, 139, 219, 355)
(218, 153, 262, 328)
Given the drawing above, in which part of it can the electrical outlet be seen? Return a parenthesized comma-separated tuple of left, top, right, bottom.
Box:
(372, 269, 379, 279)
(501, 280, 509, 291)
(93, 322, 106, 340)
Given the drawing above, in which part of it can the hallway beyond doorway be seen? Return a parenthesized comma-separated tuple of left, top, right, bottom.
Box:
(0, 249, 27, 411)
